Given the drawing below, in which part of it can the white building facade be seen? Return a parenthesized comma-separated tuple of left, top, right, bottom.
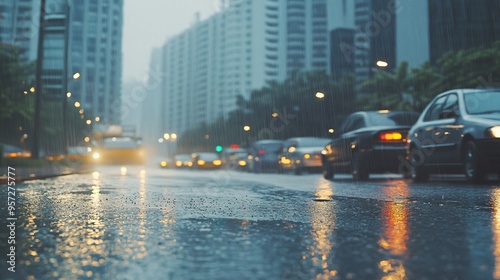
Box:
(67, 0, 123, 125)
(155, 0, 331, 136)
(0, 0, 41, 64)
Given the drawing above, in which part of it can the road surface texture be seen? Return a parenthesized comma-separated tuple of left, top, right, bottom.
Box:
(1, 165, 500, 279)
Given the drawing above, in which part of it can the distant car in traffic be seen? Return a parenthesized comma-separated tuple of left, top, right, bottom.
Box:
(174, 154, 193, 168)
(67, 146, 93, 164)
(221, 146, 246, 167)
(408, 89, 500, 182)
(280, 137, 331, 175)
(192, 152, 223, 169)
(227, 151, 248, 171)
(92, 136, 145, 165)
(322, 110, 420, 180)
(159, 158, 172, 168)
(247, 140, 284, 173)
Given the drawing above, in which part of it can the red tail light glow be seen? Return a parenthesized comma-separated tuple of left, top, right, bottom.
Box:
(258, 149, 266, 155)
(380, 132, 403, 141)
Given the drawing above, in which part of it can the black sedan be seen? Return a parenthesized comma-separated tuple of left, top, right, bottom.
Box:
(408, 89, 500, 182)
(322, 110, 420, 180)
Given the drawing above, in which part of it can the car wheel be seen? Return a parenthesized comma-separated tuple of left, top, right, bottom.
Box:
(410, 147, 429, 183)
(351, 152, 369, 181)
(293, 164, 302, 175)
(463, 141, 484, 183)
(322, 160, 334, 180)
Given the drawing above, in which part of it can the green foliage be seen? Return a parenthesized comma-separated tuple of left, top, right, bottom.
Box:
(360, 41, 500, 112)
(0, 43, 92, 154)
(178, 71, 356, 152)
(0, 44, 36, 146)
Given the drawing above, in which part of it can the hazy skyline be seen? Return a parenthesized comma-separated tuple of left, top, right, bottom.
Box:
(122, 0, 217, 81)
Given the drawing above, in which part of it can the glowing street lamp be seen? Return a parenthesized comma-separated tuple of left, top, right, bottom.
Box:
(86, 119, 92, 125)
(164, 133, 170, 140)
(95, 116, 100, 122)
(72, 72, 81, 80)
(66, 92, 71, 98)
(315, 92, 325, 99)
(376, 60, 389, 68)
(171, 133, 178, 140)
(243, 125, 251, 132)
(74, 101, 81, 108)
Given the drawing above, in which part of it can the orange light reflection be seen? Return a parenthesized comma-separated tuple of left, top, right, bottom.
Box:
(378, 180, 410, 280)
(491, 188, 500, 279)
(308, 179, 337, 279)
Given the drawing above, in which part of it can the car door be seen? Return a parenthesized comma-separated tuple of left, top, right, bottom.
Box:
(331, 115, 365, 167)
(432, 93, 464, 165)
(415, 95, 448, 165)
(329, 115, 354, 167)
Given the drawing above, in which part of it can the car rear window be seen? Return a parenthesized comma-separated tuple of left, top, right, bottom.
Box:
(464, 91, 500, 114)
(368, 112, 419, 126)
(259, 143, 283, 152)
(297, 138, 330, 147)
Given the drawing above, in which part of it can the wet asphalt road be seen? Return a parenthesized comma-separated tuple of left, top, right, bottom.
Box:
(1, 166, 500, 280)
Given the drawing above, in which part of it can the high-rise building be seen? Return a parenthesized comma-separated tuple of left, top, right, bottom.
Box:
(0, 0, 41, 64)
(396, 0, 500, 69)
(353, 0, 396, 89)
(42, 0, 70, 101)
(154, 0, 332, 136)
(279, 0, 330, 79)
(428, 0, 500, 63)
(330, 28, 355, 80)
(67, 0, 123, 125)
(328, 0, 356, 80)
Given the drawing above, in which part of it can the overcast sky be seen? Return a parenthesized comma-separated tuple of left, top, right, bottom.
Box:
(122, 0, 217, 81)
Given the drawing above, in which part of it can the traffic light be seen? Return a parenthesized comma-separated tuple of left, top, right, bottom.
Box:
(215, 145, 223, 153)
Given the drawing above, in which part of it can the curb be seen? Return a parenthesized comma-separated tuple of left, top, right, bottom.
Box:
(0, 166, 91, 185)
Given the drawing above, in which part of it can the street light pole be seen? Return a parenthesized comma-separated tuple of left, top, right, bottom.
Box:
(31, 0, 46, 159)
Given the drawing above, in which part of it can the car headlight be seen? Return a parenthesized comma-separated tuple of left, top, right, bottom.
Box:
(304, 153, 310, 159)
(489, 126, 500, 138)
(213, 160, 222, 166)
(197, 160, 206, 166)
(160, 161, 167, 167)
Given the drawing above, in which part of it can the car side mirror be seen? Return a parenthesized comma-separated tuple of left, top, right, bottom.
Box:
(440, 110, 459, 119)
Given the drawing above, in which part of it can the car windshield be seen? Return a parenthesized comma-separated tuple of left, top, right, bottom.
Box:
(102, 137, 140, 149)
(175, 155, 191, 161)
(197, 153, 219, 161)
(367, 112, 420, 126)
(464, 91, 500, 115)
(297, 138, 330, 148)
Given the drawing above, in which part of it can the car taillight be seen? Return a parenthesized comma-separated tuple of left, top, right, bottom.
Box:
(258, 149, 266, 155)
(379, 132, 403, 141)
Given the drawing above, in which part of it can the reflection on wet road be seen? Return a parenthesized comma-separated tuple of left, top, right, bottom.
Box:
(1, 166, 500, 279)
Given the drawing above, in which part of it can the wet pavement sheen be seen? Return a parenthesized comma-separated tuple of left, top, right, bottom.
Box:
(1, 166, 500, 279)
